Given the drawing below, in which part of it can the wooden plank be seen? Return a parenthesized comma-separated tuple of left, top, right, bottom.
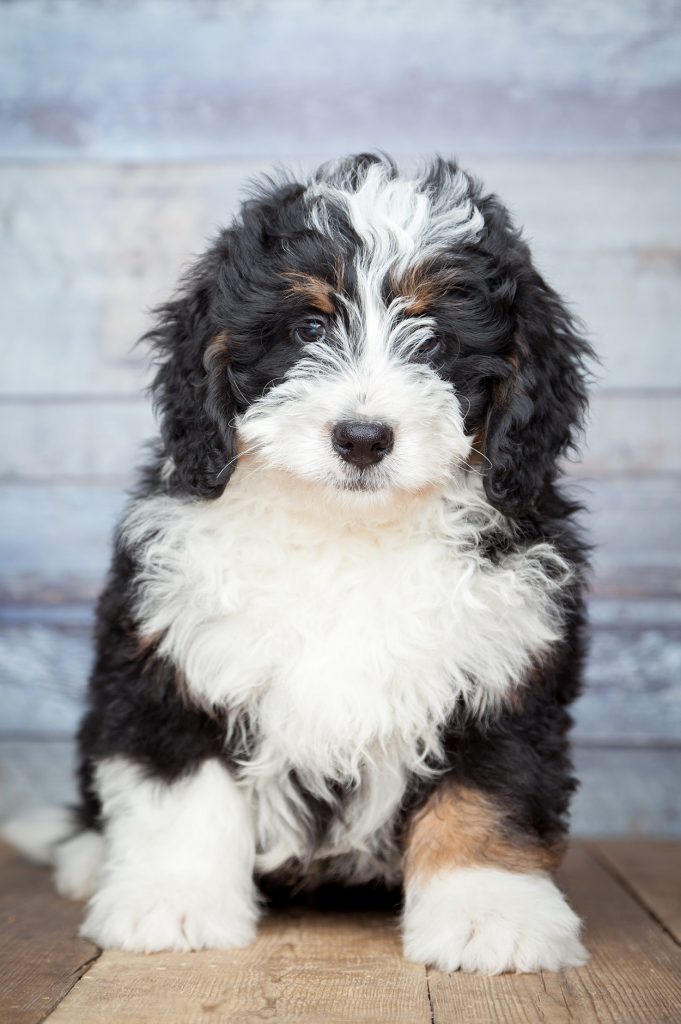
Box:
(44, 909, 430, 1024)
(0, 484, 126, 604)
(0, 840, 99, 1024)
(2, 392, 679, 483)
(572, 624, 681, 744)
(2, 2, 680, 159)
(0, 622, 92, 735)
(0, 162, 252, 396)
(0, 400, 155, 483)
(428, 844, 681, 1023)
(593, 839, 681, 944)
(0, 739, 78, 823)
(584, 476, 681, 599)
(34, 845, 681, 1024)
(567, 392, 681, 478)
(1, 158, 680, 395)
(571, 748, 681, 838)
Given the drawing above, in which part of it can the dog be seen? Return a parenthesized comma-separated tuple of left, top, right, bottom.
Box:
(5, 153, 592, 974)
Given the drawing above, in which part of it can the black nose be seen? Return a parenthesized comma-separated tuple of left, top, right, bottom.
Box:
(331, 420, 394, 467)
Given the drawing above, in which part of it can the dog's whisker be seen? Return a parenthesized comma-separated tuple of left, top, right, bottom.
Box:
(216, 442, 264, 481)
(468, 445, 493, 469)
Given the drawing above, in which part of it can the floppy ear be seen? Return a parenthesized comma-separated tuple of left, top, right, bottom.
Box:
(483, 261, 591, 517)
(146, 255, 239, 498)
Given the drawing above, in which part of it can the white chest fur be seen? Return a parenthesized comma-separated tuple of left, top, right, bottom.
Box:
(124, 467, 568, 877)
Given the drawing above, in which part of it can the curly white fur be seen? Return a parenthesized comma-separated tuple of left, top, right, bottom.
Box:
(124, 464, 570, 883)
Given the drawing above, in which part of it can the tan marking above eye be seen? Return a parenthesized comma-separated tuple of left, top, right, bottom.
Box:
(394, 267, 461, 316)
(283, 272, 336, 315)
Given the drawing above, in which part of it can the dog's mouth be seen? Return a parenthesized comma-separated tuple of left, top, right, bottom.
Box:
(336, 470, 385, 493)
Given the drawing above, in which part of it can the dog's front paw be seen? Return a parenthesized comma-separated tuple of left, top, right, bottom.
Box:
(81, 880, 259, 952)
(403, 867, 587, 974)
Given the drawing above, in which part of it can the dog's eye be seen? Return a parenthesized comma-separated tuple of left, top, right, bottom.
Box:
(294, 318, 327, 344)
(413, 336, 443, 361)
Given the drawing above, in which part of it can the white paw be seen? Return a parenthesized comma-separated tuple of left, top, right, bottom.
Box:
(81, 881, 259, 952)
(403, 867, 587, 974)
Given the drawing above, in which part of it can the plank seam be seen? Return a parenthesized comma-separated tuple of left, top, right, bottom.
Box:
(587, 842, 681, 948)
(540, 971, 575, 1019)
(36, 949, 101, 1024)
(425, 967, 435, 1024)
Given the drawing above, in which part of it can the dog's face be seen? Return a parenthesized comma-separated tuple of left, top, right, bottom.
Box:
(150, 155, 589, 515)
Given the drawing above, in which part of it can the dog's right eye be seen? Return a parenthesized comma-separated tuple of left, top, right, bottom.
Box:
(294, 318, 327, 344)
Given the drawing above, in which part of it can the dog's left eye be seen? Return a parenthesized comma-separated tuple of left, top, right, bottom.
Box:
(294, 318, 327, 344)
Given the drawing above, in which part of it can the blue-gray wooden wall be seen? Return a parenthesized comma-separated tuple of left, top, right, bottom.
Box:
(1, 1, 680, 834)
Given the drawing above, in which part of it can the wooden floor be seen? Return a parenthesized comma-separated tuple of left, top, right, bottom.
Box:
(1, 840, 679, 1024)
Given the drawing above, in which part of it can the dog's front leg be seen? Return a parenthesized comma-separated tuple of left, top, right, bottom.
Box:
(401, 782, 586, 974)
(81, 756, 259, 952)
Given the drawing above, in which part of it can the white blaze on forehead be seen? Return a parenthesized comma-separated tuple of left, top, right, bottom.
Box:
(307, 161, 484, 282)
(307, 161, 484, 364)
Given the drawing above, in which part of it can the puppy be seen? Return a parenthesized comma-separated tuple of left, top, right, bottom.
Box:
(6, 154, 592, 974)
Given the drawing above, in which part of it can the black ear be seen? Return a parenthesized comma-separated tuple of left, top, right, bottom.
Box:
(483, 260, 591, 517)
(146, 254, 238, 498)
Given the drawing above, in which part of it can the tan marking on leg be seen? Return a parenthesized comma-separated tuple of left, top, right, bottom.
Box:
(403, 784, 562, 884)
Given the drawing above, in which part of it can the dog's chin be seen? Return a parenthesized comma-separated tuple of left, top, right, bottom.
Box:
(335, 466, 387, 494)
(301, 461, 445, 514)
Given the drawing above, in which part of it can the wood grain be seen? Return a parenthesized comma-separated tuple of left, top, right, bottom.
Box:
(570, 748, 681, 838)
(593, 839, 681, 944)
(2, 2, 680, 159)
(8, 843, 672, 1023)
(428, 844, 681, 1023)
(44, 909, 431, 1024)
(0, 841, 99, 1024)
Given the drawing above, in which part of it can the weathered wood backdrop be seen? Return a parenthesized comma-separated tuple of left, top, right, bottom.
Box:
(0, 0, 680, 834)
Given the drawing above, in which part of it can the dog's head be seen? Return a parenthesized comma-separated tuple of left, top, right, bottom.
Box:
(148, 154, 590, 516)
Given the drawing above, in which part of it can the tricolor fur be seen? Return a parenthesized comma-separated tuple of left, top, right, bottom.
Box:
(4, 155, 591, 972)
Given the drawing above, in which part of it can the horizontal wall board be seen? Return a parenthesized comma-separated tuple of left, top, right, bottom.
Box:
(568, 393, 681, 479)
(0, 623, 93, 736)
(1, 1, 680, 159)
(1, 158, 681, 396)
(574, 625, 681, 744)
(570, 747, 681, 837)
(2, 476, 679, 603)
(1, 738, 678, 837)
(583, 475, 681, 598)
(0, 400, 156, 482)
(1, 392, 679, 483)
(0, 484, 126, 604)
(1, 604, 679, 744)
(0, 740, 78, 823)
